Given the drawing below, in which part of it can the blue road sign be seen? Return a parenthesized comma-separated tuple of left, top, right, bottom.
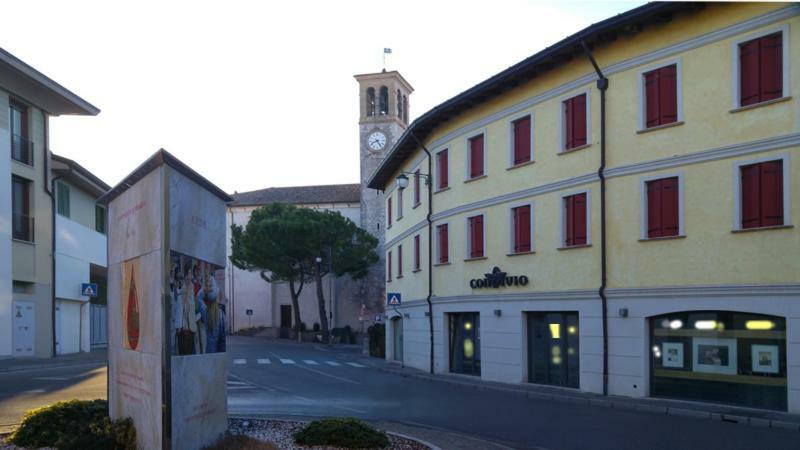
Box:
(81, 283, 98, 297)
(387, 292, 402, 306)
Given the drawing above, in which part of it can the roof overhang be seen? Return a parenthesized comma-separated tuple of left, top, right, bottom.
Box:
(51, 153, 111, 198)
(367, 1, 704, 190)
(0, 47, 99, 116)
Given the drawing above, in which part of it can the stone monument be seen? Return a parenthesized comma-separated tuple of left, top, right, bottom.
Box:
(99, 149, 233, 450)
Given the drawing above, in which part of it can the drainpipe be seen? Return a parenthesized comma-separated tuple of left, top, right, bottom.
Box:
(581, 41, 609, 396)
(43, 110, 66, 358)
(228, 209, 235, 332)
(409, 132, 435, 375)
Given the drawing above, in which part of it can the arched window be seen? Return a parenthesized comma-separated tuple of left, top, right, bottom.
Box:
(366, 87, 376, 116)
(403, 95, 409, 124)
(397, 89, 403, 118)
(379, 86, 389, 115)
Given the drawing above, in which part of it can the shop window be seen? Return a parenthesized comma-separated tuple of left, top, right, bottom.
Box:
(738, 32, 783, 107)
(449, 312, 480, 376)
(650, 311, 787, 411)
(527, 312, 579, 388)
(467, 134, 485, 179)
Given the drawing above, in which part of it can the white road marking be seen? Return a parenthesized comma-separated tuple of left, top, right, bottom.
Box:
(257, 358, 271, 364)
(22, 389, 45, 394)
(346, 362, 366, 368)
(280, 358, 296, 364)
(33, 376, 69, 381)
(227, 381, 249, 386)
(233, 359, 247, 365)
(293, 363, 361, 385)
(325, 361, 341, 366)
(302, 360, 318, 365)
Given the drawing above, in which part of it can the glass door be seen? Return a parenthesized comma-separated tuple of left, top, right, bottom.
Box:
(449, 312, 481, 376)
(528, 312, 579, 388)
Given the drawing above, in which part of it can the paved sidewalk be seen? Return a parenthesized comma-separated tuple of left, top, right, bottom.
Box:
(0, 348, 107, 373)
(365, 360, 800, 433)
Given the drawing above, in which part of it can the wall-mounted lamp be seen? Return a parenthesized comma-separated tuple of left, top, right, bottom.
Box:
(493, 309, 502, 317)
(618, 308, 629, 318)
(396, 171, 431, 191)
(424, 311, 431, 317)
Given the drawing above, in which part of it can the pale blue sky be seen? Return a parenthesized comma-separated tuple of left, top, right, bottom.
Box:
(3, 0, 644, 192)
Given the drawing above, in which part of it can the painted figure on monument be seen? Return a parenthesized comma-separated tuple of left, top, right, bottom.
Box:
(170, 251, 227, 355)
(122, 257, 142, 351)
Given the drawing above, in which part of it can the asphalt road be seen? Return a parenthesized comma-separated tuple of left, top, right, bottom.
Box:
(228, 335, 799, 450)
(0, 363, 107, 433)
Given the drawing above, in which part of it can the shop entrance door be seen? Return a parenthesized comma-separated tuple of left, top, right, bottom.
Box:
(279, 305, 292, 338)
(527, 312, 579, 388)
(449, 312, 481, 376)
(391, 317, 403, 362)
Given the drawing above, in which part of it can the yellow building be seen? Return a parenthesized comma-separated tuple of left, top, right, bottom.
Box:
(368, 2, 800, 413)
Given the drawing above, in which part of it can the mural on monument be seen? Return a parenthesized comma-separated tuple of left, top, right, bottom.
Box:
(122, 257, 142, 351)
(169, 251, 226, 355)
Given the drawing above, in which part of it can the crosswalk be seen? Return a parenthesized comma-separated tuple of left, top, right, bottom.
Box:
(231, 357, 369, 368)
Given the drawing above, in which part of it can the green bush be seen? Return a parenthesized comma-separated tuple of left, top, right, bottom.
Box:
(293, 417, 389, 449)
(8, 399, 136, 450)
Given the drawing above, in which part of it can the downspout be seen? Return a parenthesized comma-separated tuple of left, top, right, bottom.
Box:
(581, 41, 609, 396)
(409, 132, 435, 374)
(229, 209, 235, 332)
(43, 110, 65, 358)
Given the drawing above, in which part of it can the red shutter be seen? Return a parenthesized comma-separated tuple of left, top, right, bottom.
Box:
(573, 94, 587, 147)
(438, 225, 449, 263)
(514, 116, 531, 164)
(414, 235, 420, 270)
(740, 39, 761, 106)
(516, 205, 531, 252)
(398, 245, 403, 277)
(438, 150, 448, 189)
(564, 196, 574, 246)
(387, 197, 392, 226)
(573, 193, 587, 245)
(414, 170, 421, 205)
(741, 164, 761, 229)
(469, 216, 484, 258)
(661, 177, 680, 237)
(644, 70, 660, 128)
(659, 65, 678, 125)
(470, 135, 484, 178)
(564, 98, 574, 150)
(760, 33, 783, 102)
(647, 180, 663, 238)
(387, 251, 392, 281)
(760, 160, 784, 227)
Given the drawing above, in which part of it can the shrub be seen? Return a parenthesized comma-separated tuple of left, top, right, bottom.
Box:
(203, 433, 277, 450)
(8, 399, 136, 450)
(293, 417, 389, 449)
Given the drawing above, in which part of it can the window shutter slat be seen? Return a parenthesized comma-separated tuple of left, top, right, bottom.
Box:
(740, 40, 761, 106)
(661, 177, 680, 237)
(573, 193, 587, 245)
(573, 94, 587, 147)
(659, 65, 678, 125)
(760, 161, 784, 226)
(644, 70, 660, 128)
(470, 135, 484, 178)
(760, 33, 783, 102)
(741, 164, 761, 229)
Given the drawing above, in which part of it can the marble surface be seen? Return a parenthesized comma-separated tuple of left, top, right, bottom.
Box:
(170, 353, 228, 449)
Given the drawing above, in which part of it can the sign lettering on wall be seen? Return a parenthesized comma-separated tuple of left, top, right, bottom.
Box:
(469, 266, 529, 289)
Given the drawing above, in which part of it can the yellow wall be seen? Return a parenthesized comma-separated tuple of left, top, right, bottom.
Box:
(383, 2, 799, 301)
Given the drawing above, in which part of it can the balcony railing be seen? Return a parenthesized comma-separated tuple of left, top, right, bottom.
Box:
(11, 134, 33, 166)
(12, 212, 34, 242)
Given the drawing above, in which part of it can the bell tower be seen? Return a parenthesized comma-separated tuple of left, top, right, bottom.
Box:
(354, 70, 413, 312)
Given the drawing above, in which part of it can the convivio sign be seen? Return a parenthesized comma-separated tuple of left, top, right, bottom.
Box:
(469, 266, 529, 289)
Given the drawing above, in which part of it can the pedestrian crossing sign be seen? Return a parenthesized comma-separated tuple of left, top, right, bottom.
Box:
(81, 283, 98, 297)
(387, 293, 401, 306)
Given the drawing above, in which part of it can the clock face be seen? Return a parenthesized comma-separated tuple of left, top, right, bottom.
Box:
(367, 131, 387, 151)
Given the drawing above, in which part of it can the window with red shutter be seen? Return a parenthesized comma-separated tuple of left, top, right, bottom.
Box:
(469, 135, 484, 178)
(563, 94, 587, 150)
(387, 251, 392, 282)
(397, 245, 403, 278)
(437, 224, 449, 263)
(387, 197, 392, 227)
(513, 116, 531, 165)
(414, 169, 421, 205)
(437, 150, 449, 189)
(564, 193, 587, 246)
(415, 235, 421, 270)
(512, 205, 532, 253)
(644, 65, 678, 128)
(646, 177, 680, 238)
(468, 215, 484, 258)
(397, 188, 403, 219)
(741, 160, 784, 229)
(739, 32, 783, 107)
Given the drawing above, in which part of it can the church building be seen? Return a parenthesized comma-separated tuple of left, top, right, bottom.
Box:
(224, 70, 413, 336)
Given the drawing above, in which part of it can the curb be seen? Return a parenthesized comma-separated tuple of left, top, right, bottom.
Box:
(0, 360, 106, 374)
(375, 365, 800, 433)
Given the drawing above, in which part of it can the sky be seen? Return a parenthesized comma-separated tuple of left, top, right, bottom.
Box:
(3, 0, 644, 193)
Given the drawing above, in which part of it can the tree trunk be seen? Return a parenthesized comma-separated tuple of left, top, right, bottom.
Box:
(313, 263, 330, 344)
(288, 278, 304, 342)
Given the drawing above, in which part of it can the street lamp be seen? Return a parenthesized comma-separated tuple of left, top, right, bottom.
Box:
(396, 173, 409, 190)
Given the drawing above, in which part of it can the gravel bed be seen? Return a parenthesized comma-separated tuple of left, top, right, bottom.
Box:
(228, 418, 430, 450)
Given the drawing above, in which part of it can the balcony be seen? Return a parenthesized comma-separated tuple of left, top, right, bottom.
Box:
(11, 134, 33, 166)
(12, 212, 34, 242)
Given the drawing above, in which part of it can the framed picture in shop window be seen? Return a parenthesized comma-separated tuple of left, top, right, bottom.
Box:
(692, 337, 737, 375)
(751, 345, 780, 374)
(662, 342, 684, 368)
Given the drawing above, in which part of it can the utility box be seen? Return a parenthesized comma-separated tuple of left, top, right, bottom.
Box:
(99, 149, 233, 450)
